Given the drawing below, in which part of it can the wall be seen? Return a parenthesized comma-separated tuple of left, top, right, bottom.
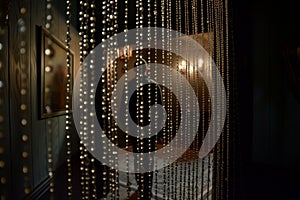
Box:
(7, 0, 80, 199)
(251, 0, 300, 168)
(232, 1, 300, 199)
(0, 1, 11, 198)
(234, 0, 300, 170)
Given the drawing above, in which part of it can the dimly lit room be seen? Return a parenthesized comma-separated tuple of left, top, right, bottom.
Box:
(0, 0, 300, 199)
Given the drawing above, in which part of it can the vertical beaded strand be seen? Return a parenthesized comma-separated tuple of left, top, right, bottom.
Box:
(81, 1, 91, 198)
(108, 0, 119, 194)
(139, 0, 145, 198)
(86, 1, 91, 198)
(200, 58, 206, 200)
(44, 0, 55, 197)
(228, 0, 239, 197)
(198, 0, 205, 199)
(89, 1, 97, 198)
(160, 0, 168, 199)
(17, 0, 32, 195)
(174, 0, 180, 197)
(170, 3, 174, 199)
(111, 0, 119, 197)
(212, 0, 219, 199)
(224, 0, 230, 199)
(187, 2, 193, 194)
(165, 0, 170, 198)
(175, 1, 184, 199)
(191, 1, 198, 199)
(106, 31, 113, 198)
(65, 0, 73, 198)
(83, 2, 90, 195)
(183, 1, 189, 199)
(106, 0, 113, 197)
(206, 0, 214, 198)
(134, 0, 141, 198)
(195, 2, 200, 199)
(216, 0, 227, 198)
(146, 0, 153, 197)
(221, 1, 226, 197)
(218, 0, 226, 198)
(101, 0, 108, 197)
(78, 1, 86, 198)
(114, 0, 120, 199)
(123, 0, 131, 198)
(153, 0, 159, 197)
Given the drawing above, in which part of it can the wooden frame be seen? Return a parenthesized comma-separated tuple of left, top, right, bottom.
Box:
(37, 26, 74, 119)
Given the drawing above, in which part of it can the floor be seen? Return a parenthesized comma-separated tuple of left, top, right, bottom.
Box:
(40, 147, 212, 200)
(40, 150, 300, 200)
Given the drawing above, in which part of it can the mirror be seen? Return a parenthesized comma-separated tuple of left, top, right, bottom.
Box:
(37, 26, 74, 119)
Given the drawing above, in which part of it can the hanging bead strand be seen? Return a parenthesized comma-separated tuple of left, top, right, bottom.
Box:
(225, 0, 231, 199)
(206, 0, 214, 198)
(113, 6, 119, 196)
(100, 0, 108, 197)
(65, 0, 72, 198)
(44, 0, 55, 197)
(89, 1, 97, 198)
(198, 0, 205, 199)
(153, 0, 159, 197)
(146, 0, 153, 197)
(78, 0, 86, 198)
(175, 0, 182, 198)
(123, 0, 130, 198)
(78, 1, 90, 198)
(16, 0, 32, 196)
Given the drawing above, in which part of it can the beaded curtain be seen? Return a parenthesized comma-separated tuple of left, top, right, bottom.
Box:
(72, 0, 237, 199)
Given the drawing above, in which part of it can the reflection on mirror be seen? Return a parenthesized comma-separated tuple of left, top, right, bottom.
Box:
(38, 26, 73, 118)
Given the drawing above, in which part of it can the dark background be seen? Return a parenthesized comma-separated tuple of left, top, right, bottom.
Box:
(233, 0, 300, 199)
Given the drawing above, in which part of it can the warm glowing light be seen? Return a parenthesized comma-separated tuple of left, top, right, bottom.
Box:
(179, 60, 186, 72)
(199, 58, 204, 68)
(45, 65, 52, 72)
(118, 45, 133, 60)
(45, 48, 51, 56)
